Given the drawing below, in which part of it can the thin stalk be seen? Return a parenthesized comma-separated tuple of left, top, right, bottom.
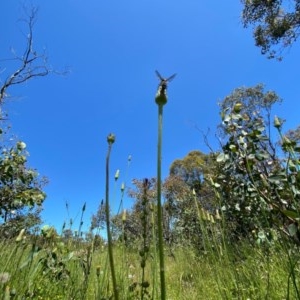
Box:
(150, 202, 159, 300)
(78, 202, 86, 238)
(105, 133, 119, 300)
(155, 71, 175, 299)
(157, 103, 166, 300)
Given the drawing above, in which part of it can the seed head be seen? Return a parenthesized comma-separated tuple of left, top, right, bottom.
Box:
(274, 115, 284, 129)
(121, 182, 125, 192)
(17, 141, 26, 150)
(114, 169, 120, 180)
(122, 209, 127, 222)
(155, 86, 168, 105)
(16, 228, 25, 242)
(107, 133, 115, 145)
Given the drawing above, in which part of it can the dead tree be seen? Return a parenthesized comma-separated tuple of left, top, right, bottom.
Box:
(0, 7, 50, 112)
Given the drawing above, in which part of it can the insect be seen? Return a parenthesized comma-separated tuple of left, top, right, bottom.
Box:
(155, 70, 176, 93)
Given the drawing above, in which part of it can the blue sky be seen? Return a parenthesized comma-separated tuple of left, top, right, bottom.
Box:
(2, 1, 300, 232)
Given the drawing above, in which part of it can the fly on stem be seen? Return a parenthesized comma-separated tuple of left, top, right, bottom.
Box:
(155, 70, 176, 105)
(154, 70, 176, 300)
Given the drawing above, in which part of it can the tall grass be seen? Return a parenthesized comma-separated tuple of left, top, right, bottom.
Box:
(1, 226, 300, 299)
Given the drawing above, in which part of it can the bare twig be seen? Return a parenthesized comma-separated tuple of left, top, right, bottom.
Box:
(0, 7, 50, 105)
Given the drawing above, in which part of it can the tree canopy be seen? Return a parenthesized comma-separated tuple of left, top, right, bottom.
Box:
(241, 0, 300, 59)
(214, 84, 300, 241)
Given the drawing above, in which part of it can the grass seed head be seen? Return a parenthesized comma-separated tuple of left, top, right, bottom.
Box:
(15, 229, 26, 242)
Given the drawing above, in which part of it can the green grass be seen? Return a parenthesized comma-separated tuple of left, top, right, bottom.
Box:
(0, 233, 299, 300)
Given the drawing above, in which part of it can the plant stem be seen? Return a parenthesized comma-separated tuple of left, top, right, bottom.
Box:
(105, 134, 119, 300)
(157, 103, 166, 300)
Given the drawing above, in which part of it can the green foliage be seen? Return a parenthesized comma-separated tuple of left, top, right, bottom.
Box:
(170, 150, 207, 195)
(0, 139, 46, 237)
(241, 0, 300, 59)
(112, 178, 156, 246)
(91, 199, 106, 231)
(218, 83, 281, 134)
(165, 150, 219, 249)
(284, 124, 300, 145)
(168, 150, 217, 208)
(213, 85, 300, 241)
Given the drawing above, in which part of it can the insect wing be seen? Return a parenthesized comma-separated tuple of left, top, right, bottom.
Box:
(166, 73, 176, 83)
(155, 70, 164, 81)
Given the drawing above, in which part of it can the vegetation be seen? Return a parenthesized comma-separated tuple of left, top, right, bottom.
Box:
(241, 0, 300, 59)
(0, 7, 49, 239)
(0, 140, 46, 238)
(1, 3, 300, 300)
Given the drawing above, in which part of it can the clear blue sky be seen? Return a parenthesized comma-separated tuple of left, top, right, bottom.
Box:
(2, 1, 300, 232)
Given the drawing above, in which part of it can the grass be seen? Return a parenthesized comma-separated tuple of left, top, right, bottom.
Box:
(0, 234, 300, 299)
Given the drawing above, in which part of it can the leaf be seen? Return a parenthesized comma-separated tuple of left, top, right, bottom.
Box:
(216, 153, 227, 162)
(223, 115, 231, 123)
(294, 146, 300, 153)
(229, 144, 237, 152)
(268, 175, 286, 183)
(255, 152, 269, 161)
(288, 160, 297, 172)
(247, 154, 255, 160)
(288, 223, 298, 237)
(282, 210, 300, 221)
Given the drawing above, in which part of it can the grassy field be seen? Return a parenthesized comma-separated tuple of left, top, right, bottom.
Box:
(0, 229, 299, 300)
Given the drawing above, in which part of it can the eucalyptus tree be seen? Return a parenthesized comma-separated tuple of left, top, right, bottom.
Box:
(164, 151, 217, 248)
(214, 84, 300, 242)
(241, 0, 300, 59)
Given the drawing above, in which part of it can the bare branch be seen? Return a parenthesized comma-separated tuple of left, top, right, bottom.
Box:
(0, 7, 50, 106)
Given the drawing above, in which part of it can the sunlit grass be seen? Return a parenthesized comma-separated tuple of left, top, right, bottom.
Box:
(0, 227, 300, 299)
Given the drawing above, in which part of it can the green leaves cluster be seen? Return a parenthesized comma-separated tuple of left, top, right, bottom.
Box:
(0, 139, 46, 236)
(213, 85, 300, 241)
(241, 0, 300, 59)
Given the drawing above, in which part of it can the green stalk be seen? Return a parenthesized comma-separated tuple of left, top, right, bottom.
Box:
(78, 202, 86, 238)
(105, 133, 119, 300)
(155, 87, 168, 300)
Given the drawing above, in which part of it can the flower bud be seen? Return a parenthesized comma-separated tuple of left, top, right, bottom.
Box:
(233, 102, 242, 113)
(121, 182, 125, 192)
(274, 115, 283, 129)
(17, 141, 26, 150)
(115, 169, 120, 180)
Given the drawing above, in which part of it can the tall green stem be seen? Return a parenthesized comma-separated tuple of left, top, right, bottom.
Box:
(154, 71, 175, 299)
(105, 133, 119, 300)
(157, 103, 166, 300)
